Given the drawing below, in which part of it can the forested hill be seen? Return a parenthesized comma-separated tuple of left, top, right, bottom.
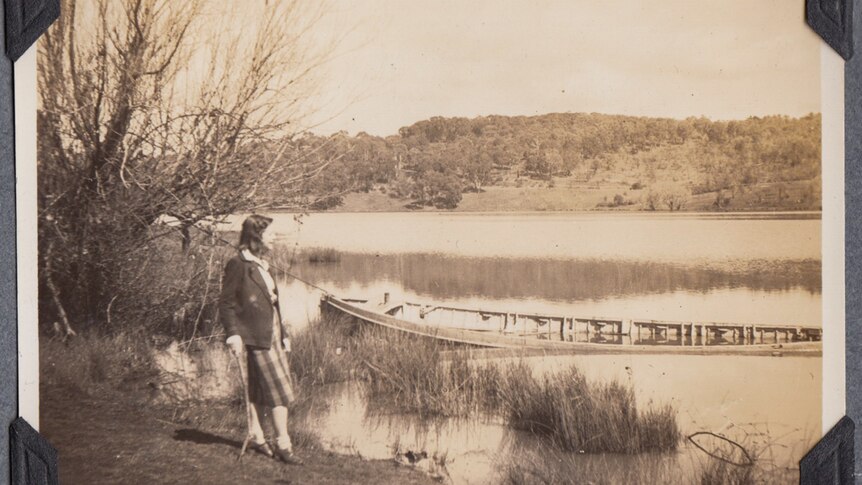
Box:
(266, 112, 821, 212)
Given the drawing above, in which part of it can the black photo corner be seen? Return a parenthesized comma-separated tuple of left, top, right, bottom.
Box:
(1, 0, 861, 483)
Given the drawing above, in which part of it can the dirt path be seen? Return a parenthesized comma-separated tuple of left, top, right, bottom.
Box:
(41, 385, 437, 485)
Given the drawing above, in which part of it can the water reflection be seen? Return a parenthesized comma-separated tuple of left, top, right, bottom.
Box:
(287, 252, 821, 301)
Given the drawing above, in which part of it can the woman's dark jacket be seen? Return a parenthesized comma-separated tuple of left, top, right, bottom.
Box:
(219, 253, 286, 349)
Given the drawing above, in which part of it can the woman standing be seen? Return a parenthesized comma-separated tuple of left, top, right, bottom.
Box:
(219, 214, 303, 465)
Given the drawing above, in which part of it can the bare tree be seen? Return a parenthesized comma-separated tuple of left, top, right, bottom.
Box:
(643, 182, 689, 212)
(38, 0, 339, 334)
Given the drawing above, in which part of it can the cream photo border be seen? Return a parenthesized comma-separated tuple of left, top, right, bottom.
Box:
(13, 39, 847, 438)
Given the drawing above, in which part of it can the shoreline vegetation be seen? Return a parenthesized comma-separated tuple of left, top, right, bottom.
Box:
(36, 229, 812, 484)
(42, 309, 786, 484)
(37, 229, 812, 482)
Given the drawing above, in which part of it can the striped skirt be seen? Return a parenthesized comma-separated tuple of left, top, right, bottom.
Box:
(246, 316, 295, 407)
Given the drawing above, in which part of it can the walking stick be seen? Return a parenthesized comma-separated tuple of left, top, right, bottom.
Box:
(231, 350, 254, 461)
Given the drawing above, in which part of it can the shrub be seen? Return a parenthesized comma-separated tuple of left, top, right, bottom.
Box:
(643, 183, 690, 211)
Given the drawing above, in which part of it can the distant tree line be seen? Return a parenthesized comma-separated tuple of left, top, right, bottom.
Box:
(264, 112, 821, 210)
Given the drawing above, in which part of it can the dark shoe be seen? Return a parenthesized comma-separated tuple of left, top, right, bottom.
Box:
(250, 441, 274, 458)
(273, 447, 304, 466)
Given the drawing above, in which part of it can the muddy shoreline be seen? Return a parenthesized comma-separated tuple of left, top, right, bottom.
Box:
(41, 382, 438, 485)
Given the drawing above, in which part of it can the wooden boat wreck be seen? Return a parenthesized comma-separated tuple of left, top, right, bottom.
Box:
(321, 294, 822, 357)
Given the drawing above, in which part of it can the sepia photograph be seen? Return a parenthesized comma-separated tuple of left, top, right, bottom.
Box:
(34, 0, 833, 483)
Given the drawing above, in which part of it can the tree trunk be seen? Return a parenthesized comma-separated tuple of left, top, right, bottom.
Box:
(181, 224, 191, 253)
(44, 241, 77, 340)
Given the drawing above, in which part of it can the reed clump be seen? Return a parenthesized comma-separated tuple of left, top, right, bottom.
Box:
(304, 247, 342, 264)
(352, 324, 502, 417)
(340, 320, 680, 453)
(498, 362, 679, 453)
(288, 313, 355, 390)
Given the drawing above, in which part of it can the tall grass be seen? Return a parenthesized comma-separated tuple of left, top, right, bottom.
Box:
(355, 326, 503, 417)
(336, 319, 680, 453)
(41, 331, 159, 395)
(498, 362, 678, 453)
(288, 313, 355, 390)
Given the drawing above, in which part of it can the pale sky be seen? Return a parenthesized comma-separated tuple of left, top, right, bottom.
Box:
(304, 0, 820, 136)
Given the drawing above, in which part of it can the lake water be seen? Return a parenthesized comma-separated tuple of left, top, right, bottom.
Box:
(224, 211, 822, 483)
(301, 352, 818, 484)
(223, 212, 822, 329)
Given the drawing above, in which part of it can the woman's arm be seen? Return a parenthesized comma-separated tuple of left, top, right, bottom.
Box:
(219, 257, 244, 340)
